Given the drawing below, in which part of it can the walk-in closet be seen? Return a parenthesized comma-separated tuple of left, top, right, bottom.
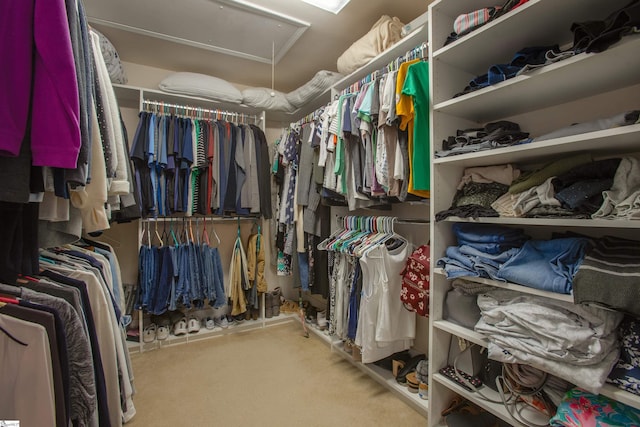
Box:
(3, 0, 640, 426)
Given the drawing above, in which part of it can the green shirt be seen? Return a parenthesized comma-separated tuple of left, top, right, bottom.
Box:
(401, 61, 430, 191)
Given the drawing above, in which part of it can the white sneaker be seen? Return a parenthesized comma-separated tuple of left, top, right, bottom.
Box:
(214, 316, 229, 329)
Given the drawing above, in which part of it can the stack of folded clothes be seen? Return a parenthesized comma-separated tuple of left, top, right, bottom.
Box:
(437, 120, 530, 158)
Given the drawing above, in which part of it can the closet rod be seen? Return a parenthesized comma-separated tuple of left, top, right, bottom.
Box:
(140, 216, 260, 223)
(142, 99, 261, 123)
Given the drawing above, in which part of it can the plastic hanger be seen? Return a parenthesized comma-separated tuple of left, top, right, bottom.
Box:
(161, 220, 169, 247)
(202, 217, 210, 246)
(211, 222, 221, 247)
(154, 220, 164, 247)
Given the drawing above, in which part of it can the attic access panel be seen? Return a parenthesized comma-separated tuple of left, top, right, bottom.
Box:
(85, 0, 310, 64)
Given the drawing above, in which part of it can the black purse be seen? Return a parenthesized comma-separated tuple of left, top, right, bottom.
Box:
(479, 359, 503, 391)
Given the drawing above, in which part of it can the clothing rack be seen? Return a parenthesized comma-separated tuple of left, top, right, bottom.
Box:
(341, 42, 428, 96)
(142, 99, 261, 125)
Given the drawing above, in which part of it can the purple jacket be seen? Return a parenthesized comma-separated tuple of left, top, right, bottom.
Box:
(1, 0, 81, 169)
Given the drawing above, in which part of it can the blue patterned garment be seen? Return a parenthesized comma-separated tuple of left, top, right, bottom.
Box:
(607, 317, 640, 396)
(550, 388, 640, 426)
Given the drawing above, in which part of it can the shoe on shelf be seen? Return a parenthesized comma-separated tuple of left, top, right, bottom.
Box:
(406, 372, 420, 393)
(173, 317, 188, 336)
(251, 308, 259, 321)
(157, 325, 170, 340)
(156, 314, 171, 340)
(233, 314, 246, 324)
(205, 317, 216, 330)
(214, 316, 229, 329)
(187, 316, 201, 334)
(143, 323, 157, 343)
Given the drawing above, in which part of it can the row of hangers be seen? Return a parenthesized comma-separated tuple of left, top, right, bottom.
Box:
(317, 215, 406, 257)
(340, 42, 429, 97)
(142, 100, 258, 125)
(140, 217, 221, 248)
(293, 106, 325, 128)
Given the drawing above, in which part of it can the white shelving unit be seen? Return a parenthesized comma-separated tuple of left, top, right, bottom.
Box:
(428, 0, 640, 426)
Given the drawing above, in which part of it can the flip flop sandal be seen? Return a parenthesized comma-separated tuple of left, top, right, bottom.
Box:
(143, 323, 157, 343)
(173, 317, 188, 336)
(187, 316, 201, 334)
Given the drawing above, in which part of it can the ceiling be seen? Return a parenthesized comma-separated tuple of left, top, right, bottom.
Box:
(84, 0, 429, 92)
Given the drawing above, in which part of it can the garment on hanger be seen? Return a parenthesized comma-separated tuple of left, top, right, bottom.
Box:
(130, 111, 270, 219)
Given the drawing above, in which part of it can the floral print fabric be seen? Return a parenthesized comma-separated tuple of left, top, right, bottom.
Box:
(549, 388, 640, 427)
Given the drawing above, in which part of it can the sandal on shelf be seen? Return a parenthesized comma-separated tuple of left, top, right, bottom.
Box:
(174, 317, 188, 336)
(157, 315, 171, 340)
(143, 323, 157, 343)
(187, 316, 201, 334)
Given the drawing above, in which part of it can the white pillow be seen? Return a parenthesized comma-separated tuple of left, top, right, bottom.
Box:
(242, 88, 295, 112)
(159, 72, 243, 104)
(285, 70, 343, 108)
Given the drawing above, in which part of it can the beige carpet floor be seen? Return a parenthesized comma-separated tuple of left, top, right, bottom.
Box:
(126, 320, 426, 427)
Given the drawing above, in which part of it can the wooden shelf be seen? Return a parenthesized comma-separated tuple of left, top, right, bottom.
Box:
(433, 268, 575, 303)
(439, 216, 640, 230)
(431, 0, 630, 75)
(433, 320, 487, 347)
(433, 35, 640, 122)
(434, 124, 640, 168)
(433, 373, 550, 426)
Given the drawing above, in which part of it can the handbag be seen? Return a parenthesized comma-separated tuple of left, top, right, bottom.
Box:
(400, 245, 430, 317)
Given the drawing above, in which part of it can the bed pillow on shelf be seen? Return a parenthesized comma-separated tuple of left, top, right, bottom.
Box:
(242, 88, 295, 112)
(337, 15, 404, 75)
(92, 29, 128, 84)
(158, 72, 243, 104)
(285, 70, 343, 108)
